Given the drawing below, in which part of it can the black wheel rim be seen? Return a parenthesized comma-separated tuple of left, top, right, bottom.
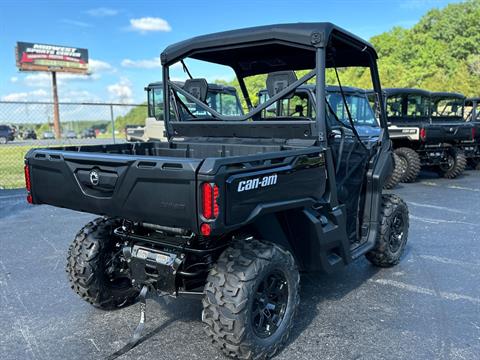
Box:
(389, 213, 405, 253)
(440, 154, 455, 172)
(251, 270, 289, 338)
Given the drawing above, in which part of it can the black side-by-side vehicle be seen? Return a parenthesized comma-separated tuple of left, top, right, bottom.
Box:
(384, 88, 471, 182)
(25, 23, 409, 359)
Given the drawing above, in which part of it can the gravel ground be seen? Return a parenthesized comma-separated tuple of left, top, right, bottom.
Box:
(0, 170, 479, 360)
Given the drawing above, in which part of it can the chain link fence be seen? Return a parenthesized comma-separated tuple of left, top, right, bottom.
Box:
(0, 101, 147, 189)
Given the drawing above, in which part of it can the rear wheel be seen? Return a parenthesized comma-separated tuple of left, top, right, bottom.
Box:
(384, 153, 405, 189)
(394, 147, 421, 183)
(437, 147, 466, 179)
(66, 217, 138, 310)
(202, 239, 300, 359)
(366, 194, 409, 267)
(0, 137, 7, 144)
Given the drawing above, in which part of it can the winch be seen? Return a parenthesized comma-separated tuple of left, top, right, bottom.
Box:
(123, 245, 183, 295)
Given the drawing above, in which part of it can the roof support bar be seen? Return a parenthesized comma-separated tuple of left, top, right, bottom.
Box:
(315, 48, 326, 146)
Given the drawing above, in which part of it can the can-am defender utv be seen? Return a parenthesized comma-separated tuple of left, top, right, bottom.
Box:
(429, 91, 471, 178)
(384, 88, 469, 182)
(25, 23, 409, 359)
(126, 81, 244, 142)
(258, 84, 404, 189)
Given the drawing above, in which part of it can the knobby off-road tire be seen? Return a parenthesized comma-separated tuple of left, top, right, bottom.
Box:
(438, 147, 467, 179)
(202, 239, 300, 360)
(366, 194, 409, 267)
(384, 153, 405, 190)
(394, 147, 421, 183)
(66, 217, 138, 310)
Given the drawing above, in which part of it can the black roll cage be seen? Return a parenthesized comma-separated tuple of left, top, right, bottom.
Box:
(162, 44, 387, 148)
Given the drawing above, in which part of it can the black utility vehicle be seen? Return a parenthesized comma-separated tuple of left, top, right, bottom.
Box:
(0, 125, 15, 144)
(384, 88, 470, 182)
(25, 23, 409, 359)
(463, 97, 480, 169)
(258, 85, 403, 189)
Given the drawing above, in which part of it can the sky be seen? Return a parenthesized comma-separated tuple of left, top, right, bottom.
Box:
(0, 0, 462, 105)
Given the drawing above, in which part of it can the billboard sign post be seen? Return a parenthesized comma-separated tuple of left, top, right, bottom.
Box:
(15, 42, 89, 139)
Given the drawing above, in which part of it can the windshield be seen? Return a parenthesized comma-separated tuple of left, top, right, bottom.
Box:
(259, 90, 314, 119)
(327, 92, 378, 127)
(431, 97, 464, 119)
(178, 90, 243, 120)
(386, 93, 429, 120)
(149, 85, 243, 121)
(464, 101, 480, 121)
(148, 87, 164, 119)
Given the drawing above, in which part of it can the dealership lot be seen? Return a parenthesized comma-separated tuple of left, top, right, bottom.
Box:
(0, 171, 479, 360)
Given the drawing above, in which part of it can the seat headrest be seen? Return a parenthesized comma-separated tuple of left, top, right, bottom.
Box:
(183, 78, 208, 102)
(266, 71, 297, 99)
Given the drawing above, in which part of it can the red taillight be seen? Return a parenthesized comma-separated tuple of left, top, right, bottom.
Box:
(201, 182, 219, 220)
(24, 164, 32, 204)
(213, 185, 219, 217)
(200, 223, 211, 236)
(420, 128, 426, 141)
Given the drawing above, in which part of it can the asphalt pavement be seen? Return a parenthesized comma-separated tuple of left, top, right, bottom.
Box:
(0, 171, 479, 360)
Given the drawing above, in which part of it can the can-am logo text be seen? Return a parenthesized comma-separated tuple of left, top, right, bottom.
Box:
(237, 174, 278, 192)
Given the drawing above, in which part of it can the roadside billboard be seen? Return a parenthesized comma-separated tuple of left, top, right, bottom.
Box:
(15, 42, 89, 73)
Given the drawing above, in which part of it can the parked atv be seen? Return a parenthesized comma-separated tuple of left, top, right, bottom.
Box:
(25, 23, 409, 359)
(384, 88, 469, 182)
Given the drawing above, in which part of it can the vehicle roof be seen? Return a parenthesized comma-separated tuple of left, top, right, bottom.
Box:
(383, 88, 430, 96)
(147, 81, 237, 93)
(466, 97, 480, 103)
(430, 91, 465, 99)
(161, 23, 377, 76)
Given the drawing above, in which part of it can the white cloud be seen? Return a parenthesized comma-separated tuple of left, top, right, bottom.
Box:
(86, 7, 118, 17)
(24, 72, 99, 88)
(10, 76, 18, 83)
(121, 57, 161, 69)
(129, 17, 171, 33)
(2, 89, 48, 101)
(61, 89, 101, 103)
(107, 78, 133, 103)
(60, 19, 92, 28)
(89, 59, 115, 73)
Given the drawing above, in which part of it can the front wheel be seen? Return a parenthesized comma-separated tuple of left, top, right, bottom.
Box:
(0, 137, 7, 144)
(202, 239, 300, 359)
(366, 194, 409, 267)
(66, 217, 138, 310)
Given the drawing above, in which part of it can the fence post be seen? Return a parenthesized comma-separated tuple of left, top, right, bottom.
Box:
(109, 104, 116, 144)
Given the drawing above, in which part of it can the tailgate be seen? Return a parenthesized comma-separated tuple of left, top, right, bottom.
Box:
(26, 150, 202, 229)
(426, 123, 472, 143)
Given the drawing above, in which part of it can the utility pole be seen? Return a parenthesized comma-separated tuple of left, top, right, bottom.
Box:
(51, 71, 61, 139)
